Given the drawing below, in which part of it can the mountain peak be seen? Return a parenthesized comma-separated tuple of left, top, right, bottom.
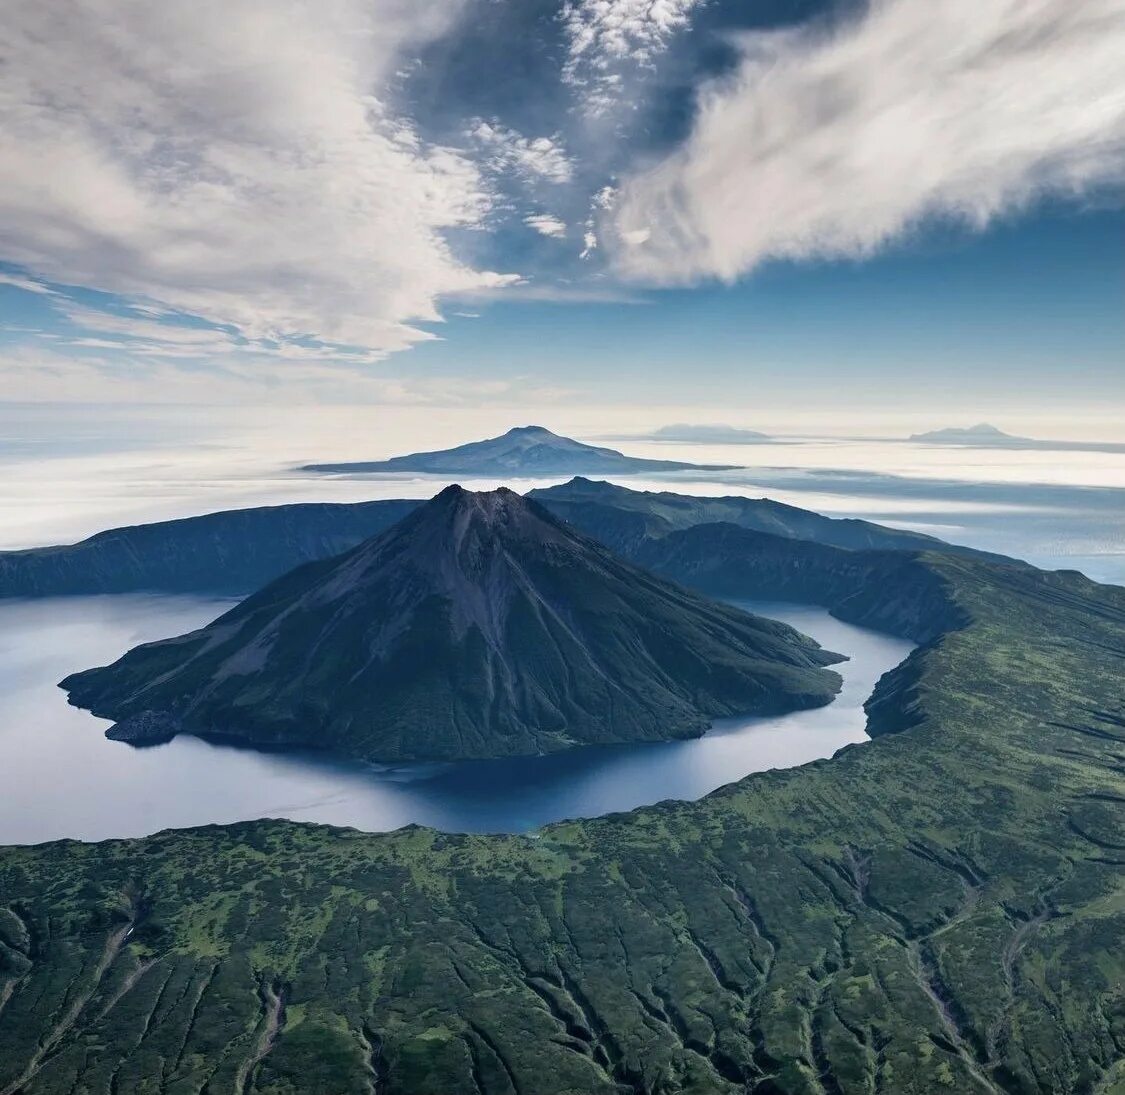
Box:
(408, 484, 555, 541)
(432, 482, 520, 506)
(505, 424, 555, 436)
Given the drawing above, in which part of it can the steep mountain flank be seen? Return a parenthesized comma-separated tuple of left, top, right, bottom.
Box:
(631, 521, 971, 644)
(530, 477, 1010, 561)
(60, 487, 842, 761)
(0, 499, 419, 597)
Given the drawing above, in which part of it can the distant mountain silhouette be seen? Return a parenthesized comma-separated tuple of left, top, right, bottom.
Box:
(908, 423, 1125, 453)
(300, 425, 741, 476)
(910, 423, 1027, 444)
(649, 423, 771, 443)
(62, 487, 842, 762)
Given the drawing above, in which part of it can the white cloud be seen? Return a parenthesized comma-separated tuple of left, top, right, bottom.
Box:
(55, 303, 239, 351)
(613, 0, 1125, 282)
(562, 0, 701, 66)
(524, 214, 569, 238)
(0, 272, 57, 295)
(0, 0, 518, 359)
(470, 122, 575, 184)
(0, 343, 578, 406)
(562, 0, 702, 111)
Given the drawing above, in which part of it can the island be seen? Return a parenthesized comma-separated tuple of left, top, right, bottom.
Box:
(649, 423, 772, 443)
(299, 424, 742, 476)
(909, 423, 1125, 453)
(909, 423, 1030, 444)
(61, 486, 843, 762)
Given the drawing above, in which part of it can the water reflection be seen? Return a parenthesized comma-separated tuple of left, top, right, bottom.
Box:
(0, 596, 913, 845)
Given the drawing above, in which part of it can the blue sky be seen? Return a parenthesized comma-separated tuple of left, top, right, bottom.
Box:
(402, 204, 1125, 409)
(0, 0, 1122, 422)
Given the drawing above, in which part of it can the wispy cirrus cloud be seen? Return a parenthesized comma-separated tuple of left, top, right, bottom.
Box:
(0, 271, 59, 296)
(0, 0, 517, 360)
(524, 214, 569, 238)
(614, 0, 1125, 281)
(0, 343, 579, 406)
(562, 0, 702, 68)
(470, 122, 575, 184)
(561, 0, 704, 112)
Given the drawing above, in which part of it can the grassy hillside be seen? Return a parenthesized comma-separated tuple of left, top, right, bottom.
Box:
(529, 478, 1008, 562)
(0, 500, 419, 598)
(1, 554, 1123, 1093)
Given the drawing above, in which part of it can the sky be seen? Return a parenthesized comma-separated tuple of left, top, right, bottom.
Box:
(0, 0, 1123, 426)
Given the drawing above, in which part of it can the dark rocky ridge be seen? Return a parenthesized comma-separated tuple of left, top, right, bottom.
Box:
(631, 521, 970, 645)
(0, 477, 1008, 601)
(529, 477, 1012, 562)
(61, 486, 843, 762)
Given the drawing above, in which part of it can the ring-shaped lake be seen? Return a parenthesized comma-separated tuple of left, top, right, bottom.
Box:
(0, 595, 914, 844)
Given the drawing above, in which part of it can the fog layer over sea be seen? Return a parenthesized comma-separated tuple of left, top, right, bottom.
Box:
(3, 403, 1124, 585)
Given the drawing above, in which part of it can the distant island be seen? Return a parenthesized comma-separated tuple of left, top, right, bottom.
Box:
(909, 423, 1125, 453)
(649, 423, 771, 443)
(62, 486, 842, 762)
(909, 423, 1030, 444)
(300, 425, 742, 476)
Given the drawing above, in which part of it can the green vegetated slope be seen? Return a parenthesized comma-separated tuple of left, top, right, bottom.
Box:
(528, 478, 1007, 562)
(2, 555, 1124, 1093)
(0, 500, 420, 598)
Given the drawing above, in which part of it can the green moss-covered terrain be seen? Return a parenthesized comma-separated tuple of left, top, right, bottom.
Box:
(2, 546, 1123, 1092)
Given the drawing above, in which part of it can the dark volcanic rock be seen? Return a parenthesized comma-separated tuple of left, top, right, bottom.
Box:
(61, 487, 843, 763)
(104, 710, 182, 745)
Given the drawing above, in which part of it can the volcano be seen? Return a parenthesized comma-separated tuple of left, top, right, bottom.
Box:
(62, 486, 843, 762)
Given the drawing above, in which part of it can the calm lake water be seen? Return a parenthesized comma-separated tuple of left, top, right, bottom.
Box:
(0, 595, 913, 845)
